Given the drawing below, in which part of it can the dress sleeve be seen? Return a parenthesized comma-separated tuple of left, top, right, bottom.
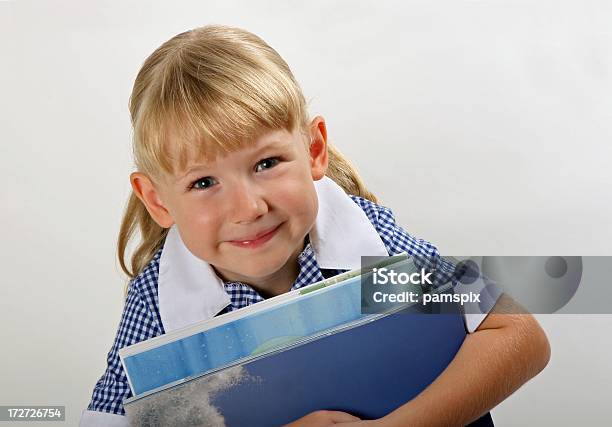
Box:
(352, 196, 502, 333)
(80, 281, 163, 425)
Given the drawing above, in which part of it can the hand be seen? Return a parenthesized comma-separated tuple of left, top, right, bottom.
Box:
(283, 410, 361, 426)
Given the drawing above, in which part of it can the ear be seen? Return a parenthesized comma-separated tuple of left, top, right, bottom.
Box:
(308, 116, 329, 181)
(130, 172, 175, 228)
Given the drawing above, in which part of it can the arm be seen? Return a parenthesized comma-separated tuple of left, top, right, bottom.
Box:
(378, 293, 551, 427)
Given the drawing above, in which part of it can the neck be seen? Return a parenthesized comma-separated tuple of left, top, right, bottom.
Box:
(252, 251, 301, 298)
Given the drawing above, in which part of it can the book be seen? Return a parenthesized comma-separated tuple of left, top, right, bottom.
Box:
(121, 254, 495, 426)
(124, 299, 469, 426)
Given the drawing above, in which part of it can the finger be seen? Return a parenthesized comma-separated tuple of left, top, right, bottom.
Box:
(326, 411, 361, 423)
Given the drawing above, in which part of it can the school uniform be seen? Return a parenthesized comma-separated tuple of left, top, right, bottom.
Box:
(80, 176, 499, 427)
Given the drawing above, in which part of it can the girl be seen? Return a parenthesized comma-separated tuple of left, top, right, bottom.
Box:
(80, 25, 550, 427)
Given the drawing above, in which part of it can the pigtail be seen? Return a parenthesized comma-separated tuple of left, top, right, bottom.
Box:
(117, 192, 168, 297)
(325, 142, 378, 204)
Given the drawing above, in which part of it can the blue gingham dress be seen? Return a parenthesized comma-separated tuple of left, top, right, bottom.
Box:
(86, 195, 451, 416)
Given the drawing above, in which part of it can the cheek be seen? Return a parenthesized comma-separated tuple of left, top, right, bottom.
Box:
(275, 181, 318, 219)
(177, 205, 222, 247)
(194, 212, 222, 238)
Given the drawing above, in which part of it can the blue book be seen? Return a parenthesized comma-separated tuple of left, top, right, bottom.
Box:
(123, 299, 494, 426)
(121, 255, 495, 426)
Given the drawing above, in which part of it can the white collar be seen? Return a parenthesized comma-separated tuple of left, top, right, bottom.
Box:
(158, 176, 389, 333)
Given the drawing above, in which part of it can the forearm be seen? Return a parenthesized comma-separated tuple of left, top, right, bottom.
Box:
(380, 294, 551, 427)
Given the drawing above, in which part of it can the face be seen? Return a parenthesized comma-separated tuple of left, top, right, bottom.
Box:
(134, 120, 328, 295)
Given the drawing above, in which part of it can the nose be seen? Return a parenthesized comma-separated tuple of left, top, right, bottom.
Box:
(227, 180, 268, 224)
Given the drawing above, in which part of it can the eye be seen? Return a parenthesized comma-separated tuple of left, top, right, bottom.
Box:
(254, 157, 280, 173)
(189, 176, 217, 191)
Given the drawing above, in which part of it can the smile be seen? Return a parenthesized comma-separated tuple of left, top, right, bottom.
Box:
(228, 224, 282, 249)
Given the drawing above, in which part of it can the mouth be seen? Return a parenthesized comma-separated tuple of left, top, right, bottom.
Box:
(228, 223, 283, 249)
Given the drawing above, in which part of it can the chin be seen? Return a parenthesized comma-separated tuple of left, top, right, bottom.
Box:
(241, 265, 279, 280)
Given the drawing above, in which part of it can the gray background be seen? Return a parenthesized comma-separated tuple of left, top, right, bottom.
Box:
(1, 0, 611, 425)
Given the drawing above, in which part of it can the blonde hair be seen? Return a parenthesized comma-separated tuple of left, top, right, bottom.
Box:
(118, 24, 378, 285)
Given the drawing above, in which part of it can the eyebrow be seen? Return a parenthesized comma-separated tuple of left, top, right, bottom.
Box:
(176, 139, 292, 182)
(177, 163, 213, 182)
